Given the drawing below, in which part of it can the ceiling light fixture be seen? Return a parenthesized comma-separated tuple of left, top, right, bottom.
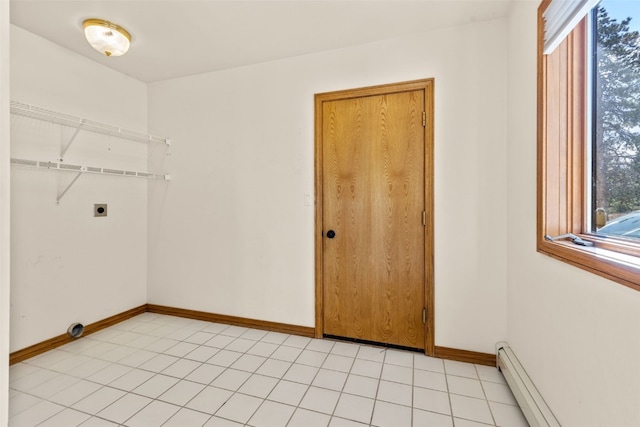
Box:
(82, 18, 131, 57)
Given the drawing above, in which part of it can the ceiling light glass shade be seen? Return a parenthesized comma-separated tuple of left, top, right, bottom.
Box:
(83, 19, 131, 57)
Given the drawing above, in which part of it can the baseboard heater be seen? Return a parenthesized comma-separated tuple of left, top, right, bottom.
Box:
(496, 342, 561, 427)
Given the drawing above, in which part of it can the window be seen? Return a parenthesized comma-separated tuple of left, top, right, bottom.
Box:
(592, 1, 640, 240)
(538, 0, 640, 291)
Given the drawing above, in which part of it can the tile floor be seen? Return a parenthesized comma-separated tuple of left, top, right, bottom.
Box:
(8, 313, 528, 427)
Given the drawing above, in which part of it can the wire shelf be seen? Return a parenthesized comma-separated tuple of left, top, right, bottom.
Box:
(10, 158, 171, 181)
(10, 101, 171, 146)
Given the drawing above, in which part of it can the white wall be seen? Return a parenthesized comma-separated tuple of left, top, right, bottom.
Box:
(9, 26, 149, 352)
(507, 2, 640, 426)
(148, 18, 508, 354)
(1, 3, 10, 427)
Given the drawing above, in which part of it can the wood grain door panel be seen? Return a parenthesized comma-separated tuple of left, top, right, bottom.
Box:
(321, 89, 426, 349)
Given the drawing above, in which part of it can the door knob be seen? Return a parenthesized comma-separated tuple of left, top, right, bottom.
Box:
(326, 230, 336, 239)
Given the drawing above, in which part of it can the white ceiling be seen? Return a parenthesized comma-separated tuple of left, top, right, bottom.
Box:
(10, 1, 514, 83)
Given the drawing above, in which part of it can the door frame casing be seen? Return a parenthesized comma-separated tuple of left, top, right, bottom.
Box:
(313, 79, 435, 356)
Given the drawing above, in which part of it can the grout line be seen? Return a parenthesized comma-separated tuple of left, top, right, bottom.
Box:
(368, 348, 387, 426)
(444, 356, 456, 427)
(475, 364, 498, 427)
(410, 353, 415, 427)
(327, 342, 359, 424)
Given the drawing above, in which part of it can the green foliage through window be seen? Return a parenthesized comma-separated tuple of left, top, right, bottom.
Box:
(593, 1, 640, 239)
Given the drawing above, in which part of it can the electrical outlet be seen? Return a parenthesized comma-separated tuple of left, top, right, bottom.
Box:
(94, 204, 107, 217)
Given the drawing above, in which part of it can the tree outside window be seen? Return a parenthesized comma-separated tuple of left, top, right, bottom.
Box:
(593, 1, 640, 239)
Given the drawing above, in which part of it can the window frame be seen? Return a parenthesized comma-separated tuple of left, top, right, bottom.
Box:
(537, 0, 640, 292)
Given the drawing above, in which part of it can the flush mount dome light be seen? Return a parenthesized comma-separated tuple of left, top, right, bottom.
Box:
(83, 18, 131, 57)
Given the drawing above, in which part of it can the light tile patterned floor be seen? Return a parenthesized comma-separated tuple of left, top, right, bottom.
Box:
(8, 313, 529, 426)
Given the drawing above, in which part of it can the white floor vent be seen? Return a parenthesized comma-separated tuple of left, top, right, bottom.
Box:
(496, 342, 561, 427)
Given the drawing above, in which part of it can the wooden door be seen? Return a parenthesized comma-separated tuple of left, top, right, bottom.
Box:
(315, 80, 434, 351)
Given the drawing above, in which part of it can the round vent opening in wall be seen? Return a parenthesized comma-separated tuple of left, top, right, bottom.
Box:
(67, 322, 85, 339)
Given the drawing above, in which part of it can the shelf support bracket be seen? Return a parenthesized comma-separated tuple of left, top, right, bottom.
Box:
(60, 120, 85, 161)
(56, 170, 84, 204)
